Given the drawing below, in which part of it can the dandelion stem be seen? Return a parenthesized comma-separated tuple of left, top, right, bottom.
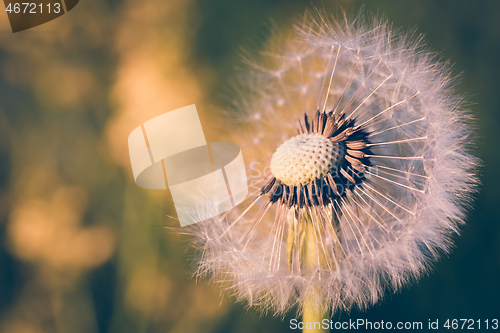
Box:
(302, 301, 328, 333)
(302, 222, 329, 332)
(288, 209, 329, 332)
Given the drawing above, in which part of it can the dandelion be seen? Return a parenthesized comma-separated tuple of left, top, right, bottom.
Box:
(188, 11, 479, 323)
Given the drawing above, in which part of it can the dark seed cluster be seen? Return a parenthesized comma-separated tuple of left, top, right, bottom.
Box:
(260, 110, 372, 208)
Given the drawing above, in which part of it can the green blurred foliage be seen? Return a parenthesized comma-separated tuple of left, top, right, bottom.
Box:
(0, 0, 498, 332)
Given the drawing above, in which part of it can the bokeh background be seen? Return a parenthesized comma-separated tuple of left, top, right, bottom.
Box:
(0, 0, 499, 332)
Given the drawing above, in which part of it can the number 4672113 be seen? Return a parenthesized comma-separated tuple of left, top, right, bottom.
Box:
(5, 3, 61, 14)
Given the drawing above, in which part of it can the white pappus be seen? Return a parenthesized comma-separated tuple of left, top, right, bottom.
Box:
(186, 11, 479, 316)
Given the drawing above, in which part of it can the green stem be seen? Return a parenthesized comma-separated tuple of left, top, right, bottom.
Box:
(302, 214, 329, 332)
(287, 208, 329, 332)
(302, 300, 328, 333)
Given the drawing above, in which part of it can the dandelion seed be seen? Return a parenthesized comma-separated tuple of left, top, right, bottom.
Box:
(188, 11, 479, 317)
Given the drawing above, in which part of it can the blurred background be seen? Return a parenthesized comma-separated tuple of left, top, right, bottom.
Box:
(0, 0, 499, 332)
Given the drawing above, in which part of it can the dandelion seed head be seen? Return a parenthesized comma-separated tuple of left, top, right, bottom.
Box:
(270, 133, 345, 186)
(188, 10, 479, 315)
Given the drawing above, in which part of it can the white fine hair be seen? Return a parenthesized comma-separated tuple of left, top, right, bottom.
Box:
(186, 10, 479, 316)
